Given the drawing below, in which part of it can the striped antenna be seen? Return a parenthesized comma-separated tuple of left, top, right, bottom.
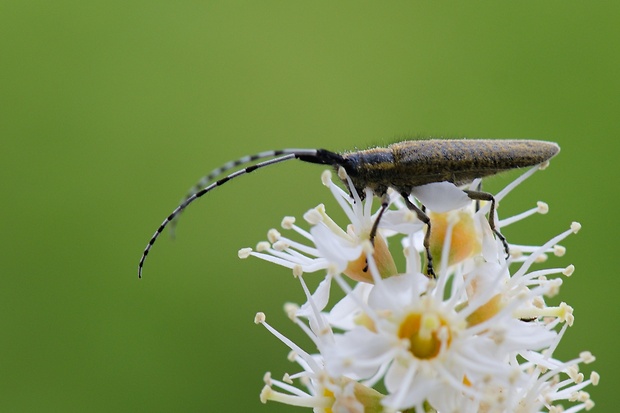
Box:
(169, 150, 308, 237)
(138, 149, 333, 278)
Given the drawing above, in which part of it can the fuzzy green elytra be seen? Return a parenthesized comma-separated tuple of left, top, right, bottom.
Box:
(138, 139, 559, 278)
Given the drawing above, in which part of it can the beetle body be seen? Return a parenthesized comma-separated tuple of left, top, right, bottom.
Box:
(339, 139, 559, 197)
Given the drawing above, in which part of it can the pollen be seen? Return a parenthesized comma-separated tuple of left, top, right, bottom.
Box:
(238, 248, 252, 259)
(267, 229, 281, 243)
(563, 264, 575, 276)
(398, 311, 451, 359)
(256, 241, 270, 252)
(553, 245, 566, 256)
(254, 312, 266, 324)
(281, 216, 295, 229)
(303, 207, 323, 225)
(321, 169, 332, 186)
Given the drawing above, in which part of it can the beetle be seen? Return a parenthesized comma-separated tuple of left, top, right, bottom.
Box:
(138, 139, 559, 278)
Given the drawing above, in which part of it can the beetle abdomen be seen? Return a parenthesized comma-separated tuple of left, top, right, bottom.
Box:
(342, 139, 560, 194)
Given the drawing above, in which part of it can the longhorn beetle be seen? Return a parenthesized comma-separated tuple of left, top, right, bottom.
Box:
(138, 139, 559, 278)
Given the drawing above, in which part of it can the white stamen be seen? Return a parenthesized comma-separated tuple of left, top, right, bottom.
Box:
(256, 241, 270, 252)
(537, 201, 549, 214)
(238, 248, 252, 259)
(281, 216, 295, 229)
(321, 170, 332, 186)
(268, 229, 281, 243)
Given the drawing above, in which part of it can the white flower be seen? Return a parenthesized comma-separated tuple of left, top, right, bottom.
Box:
(239, 169, 423, 283)
(319, 216, 586, 412)
(243, 164, 597, 412)
(323, 267, 557, 412)
(255, 275, 386, 413)
(506, 347, 598, 413)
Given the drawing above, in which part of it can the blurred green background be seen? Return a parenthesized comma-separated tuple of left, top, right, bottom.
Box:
(1, 1, 617, 412)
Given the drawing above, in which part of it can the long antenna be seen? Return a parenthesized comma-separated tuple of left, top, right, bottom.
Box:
(138, 149, 323, 278)
(170, 150, 312, 236)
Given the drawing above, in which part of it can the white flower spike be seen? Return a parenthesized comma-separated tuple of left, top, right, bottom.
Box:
(243, 166, 596, 412)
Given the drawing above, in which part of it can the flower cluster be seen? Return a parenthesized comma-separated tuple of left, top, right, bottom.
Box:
(239, 166, 598, 413)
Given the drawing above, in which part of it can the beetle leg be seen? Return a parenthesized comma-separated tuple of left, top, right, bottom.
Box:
(401, 193, 435, 279)
(369, 193, 390, 243)
(463, 190, 510, 259)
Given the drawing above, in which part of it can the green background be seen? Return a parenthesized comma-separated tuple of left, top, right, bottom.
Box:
(1, 2, 617, 412)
